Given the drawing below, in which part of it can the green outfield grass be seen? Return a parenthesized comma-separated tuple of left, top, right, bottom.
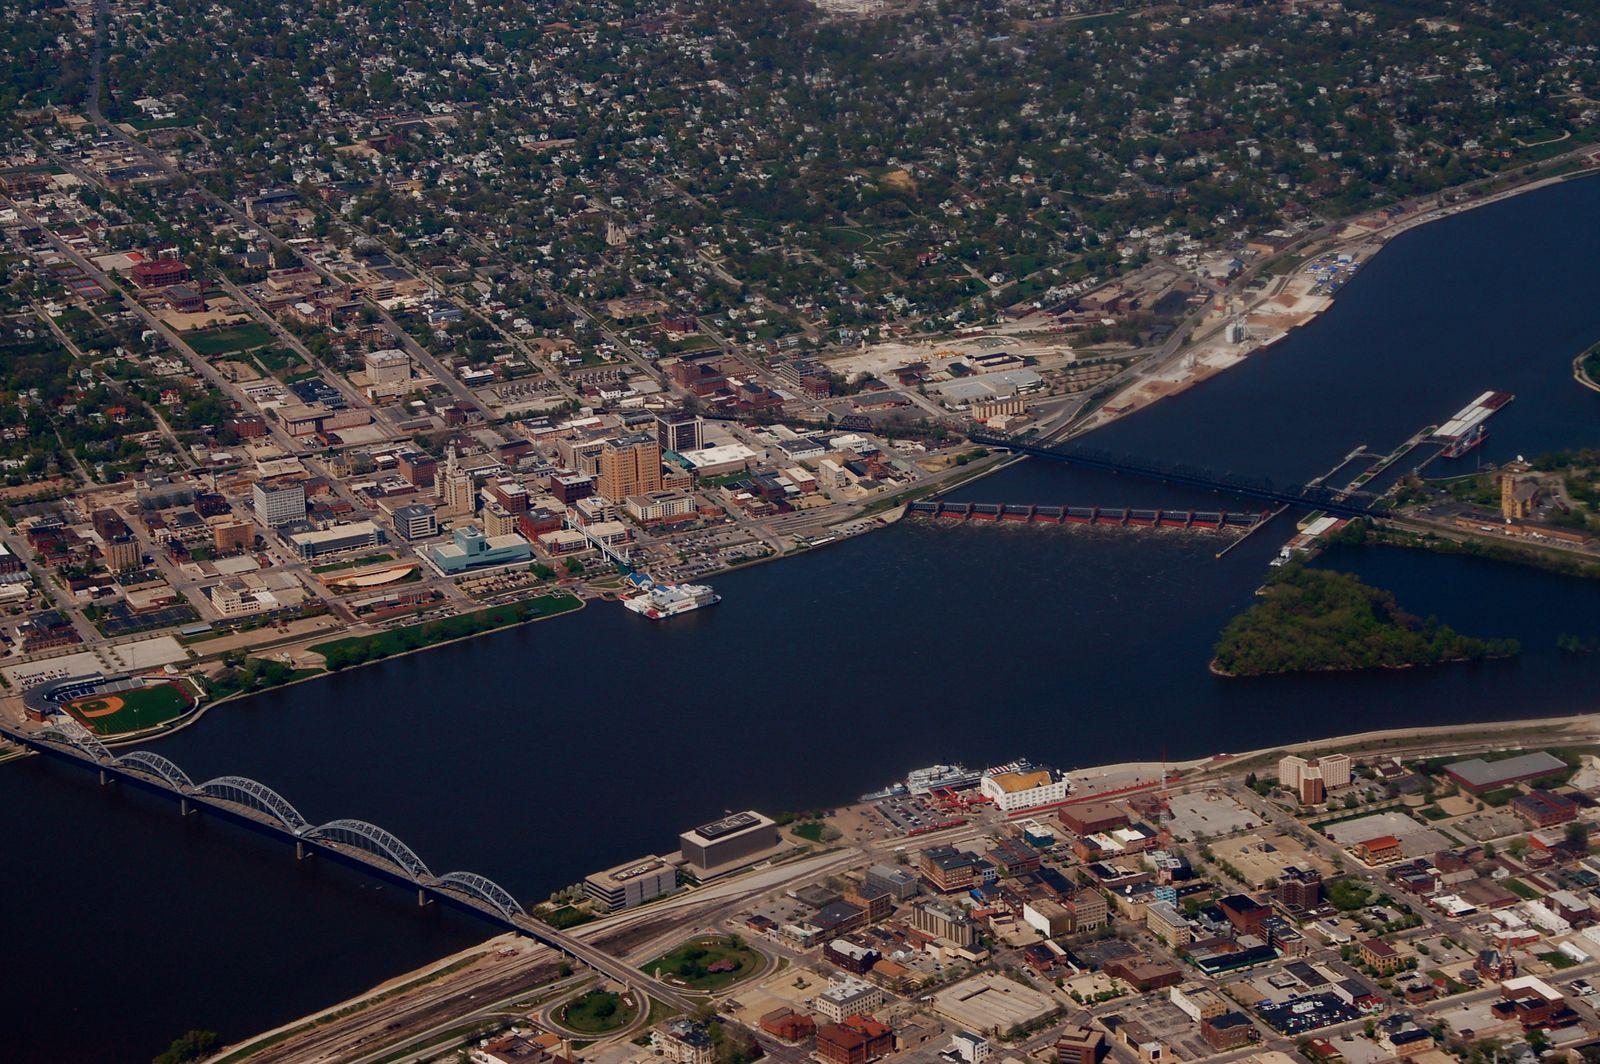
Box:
(71, 683, 193, 735)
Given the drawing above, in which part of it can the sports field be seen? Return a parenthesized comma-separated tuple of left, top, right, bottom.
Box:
(67, 683, 193, 736)
(184, 323, 274, 357)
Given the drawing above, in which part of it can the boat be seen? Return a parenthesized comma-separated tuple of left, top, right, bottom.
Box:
(622, 581, 721, 620)
(1441, 422, 1487, 459)
(906, 764, 982, 794)
(1431, 391, 1511, 455)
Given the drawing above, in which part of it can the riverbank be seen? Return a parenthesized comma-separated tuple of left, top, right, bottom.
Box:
(1576, 341, 1600, 394)
(1347, 519, 1600, 582)
(1074, 150, 1600, 434)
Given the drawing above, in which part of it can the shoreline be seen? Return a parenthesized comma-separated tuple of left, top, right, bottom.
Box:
(16, 162, 1599, 758)
(9, 593, 592, 754)
(1069, 154, 1600, 433)
(1575, 344, 1600, 395)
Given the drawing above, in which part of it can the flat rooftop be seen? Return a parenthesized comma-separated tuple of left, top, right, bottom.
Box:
(929, 972, 1058, 1034)
(685, 810, 774, 842)
(1445, 752, 1566, 789)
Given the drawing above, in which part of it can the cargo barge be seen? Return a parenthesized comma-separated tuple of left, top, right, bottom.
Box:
(1430, 390, 1512, 457)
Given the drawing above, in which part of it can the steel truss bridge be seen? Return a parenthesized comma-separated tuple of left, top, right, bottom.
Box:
(967, 428, 1383, 518)
(1, 721, 695, 1011)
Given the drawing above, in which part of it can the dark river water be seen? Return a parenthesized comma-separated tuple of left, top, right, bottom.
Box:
(8, 177, 1600, 1062)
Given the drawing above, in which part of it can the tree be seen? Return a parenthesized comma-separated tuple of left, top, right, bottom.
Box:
(153, 1030, 218, 1064)
(1566, 820, 1591, 849)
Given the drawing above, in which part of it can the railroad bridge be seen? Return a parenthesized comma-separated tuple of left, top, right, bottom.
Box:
(0, 721, 696, 1011)
(967, 428, 1383, 518)
(907, 500, 1268, 529)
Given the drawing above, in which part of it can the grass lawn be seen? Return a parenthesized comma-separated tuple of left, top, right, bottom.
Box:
(71, 682, 192, 735)
(558, 990, 638, 1034)
(185, 323, 275, 356)
(312, 552, 394, 574)
(1326, 878, 1375, 911)
(1505, 879, 1540, 900)
(537, 905, 594, 930)
(1539, 951, 1579, 970)
(646, 936, 761, 991)
(253, 346, 306, 378)
(310, 593, 580, 666)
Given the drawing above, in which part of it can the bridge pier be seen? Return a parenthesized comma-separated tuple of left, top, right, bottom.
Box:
(417, 887, 431, 908)
(98, 768, 109, 786)
(180, 797, 191, 816)
(296, 839, 308, 860)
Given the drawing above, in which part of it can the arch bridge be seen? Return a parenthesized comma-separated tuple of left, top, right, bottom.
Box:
(1, 719, 695, 1010)
(2, 722, 526, 919)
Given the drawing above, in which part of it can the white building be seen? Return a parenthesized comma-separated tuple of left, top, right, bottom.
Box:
(950, 1032, 991, 1064)
(980, 768, 1069, 813)
(363, 348, 413, 398)
(583, 855, 678, 912)
(1278, 753, 1353, 792)
(252, 477, 306, 528)
(208, 580, 279, 617)
(815, 976, 884, 1022)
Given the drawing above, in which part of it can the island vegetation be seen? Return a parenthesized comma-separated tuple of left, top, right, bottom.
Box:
(1212, 565, 1518, 677)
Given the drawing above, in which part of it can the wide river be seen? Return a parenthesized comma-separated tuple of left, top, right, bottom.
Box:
(8, 177, 1600, 1061)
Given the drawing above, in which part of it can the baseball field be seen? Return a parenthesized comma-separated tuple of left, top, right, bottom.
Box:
(67, 683, 193, 736)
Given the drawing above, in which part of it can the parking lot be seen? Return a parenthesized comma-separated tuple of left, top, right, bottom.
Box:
(1115, 996, 1214, 1060)
(1452, 808, 1526, 842)
(1255, 991, 1362, 1035)
(871, 794, 941, 834)
(1165, 791, 1263, 841)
